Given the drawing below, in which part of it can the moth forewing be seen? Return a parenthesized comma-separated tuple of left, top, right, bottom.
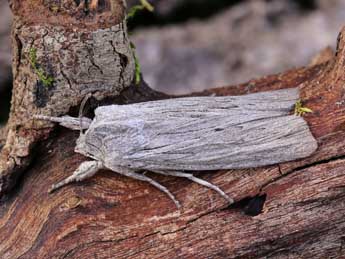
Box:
(85, 89, 317, 171)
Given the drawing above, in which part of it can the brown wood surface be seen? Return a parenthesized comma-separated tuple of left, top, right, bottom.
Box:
(1, 25, 345, 259)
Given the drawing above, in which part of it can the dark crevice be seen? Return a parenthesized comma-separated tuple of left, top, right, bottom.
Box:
(109, 40, 126, 85)
(14, 34, 23, 79)
(119, 53, 129, 69)
(119, 52, 128, 84)
(0, 79, 12, 123)
(84, 0, 90, 14)
(33, 71, 56, 108)
(34, 81, 50, 108)
(225, 193, 267, 216)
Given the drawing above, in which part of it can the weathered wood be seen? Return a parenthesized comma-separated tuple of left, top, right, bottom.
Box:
(1, 22, 345, 259)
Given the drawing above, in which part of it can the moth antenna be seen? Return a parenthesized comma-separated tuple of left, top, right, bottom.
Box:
(79, 93, 92, 135)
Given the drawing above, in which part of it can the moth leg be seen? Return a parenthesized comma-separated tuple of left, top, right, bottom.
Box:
(34, 115, 92, 131)
(153, 170, 234, 204)
(49, 161, 104, 193)
(113, 167, 181, 208)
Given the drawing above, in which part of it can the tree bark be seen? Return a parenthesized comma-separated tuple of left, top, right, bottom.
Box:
(0, 0, 134, 196)
(1, 9, 345, 259)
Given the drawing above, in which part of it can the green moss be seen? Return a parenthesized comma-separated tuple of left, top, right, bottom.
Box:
(29, 48, 54, 88)
(140, 0, 154, 12)
(130, 42, 142, 85)
(294, 100, 313, 116)
(127, 0, 154, 19)
(127, 1, 154, 85)
(127, 5, 145, 19)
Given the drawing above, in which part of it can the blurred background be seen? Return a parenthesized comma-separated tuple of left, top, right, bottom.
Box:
(0, 0, 344, 124)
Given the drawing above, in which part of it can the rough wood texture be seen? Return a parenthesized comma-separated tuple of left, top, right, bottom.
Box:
(1, 25, 345, 259)
(0, 0, 134, 197)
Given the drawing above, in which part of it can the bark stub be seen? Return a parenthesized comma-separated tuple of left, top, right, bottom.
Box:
(0, 0, 134, 197)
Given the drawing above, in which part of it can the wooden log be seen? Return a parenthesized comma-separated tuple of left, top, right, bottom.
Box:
(1, 23, 345, 259)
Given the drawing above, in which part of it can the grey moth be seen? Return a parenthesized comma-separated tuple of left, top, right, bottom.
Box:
(34, 88, 318, 208)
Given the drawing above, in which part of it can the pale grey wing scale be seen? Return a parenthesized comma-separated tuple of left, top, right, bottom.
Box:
(104, 115, 316, 170)
(95, 88, 300, 121)
(83, 88, 317, 171)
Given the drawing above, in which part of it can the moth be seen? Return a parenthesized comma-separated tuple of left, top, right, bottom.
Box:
(34, 88, 318, 208)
